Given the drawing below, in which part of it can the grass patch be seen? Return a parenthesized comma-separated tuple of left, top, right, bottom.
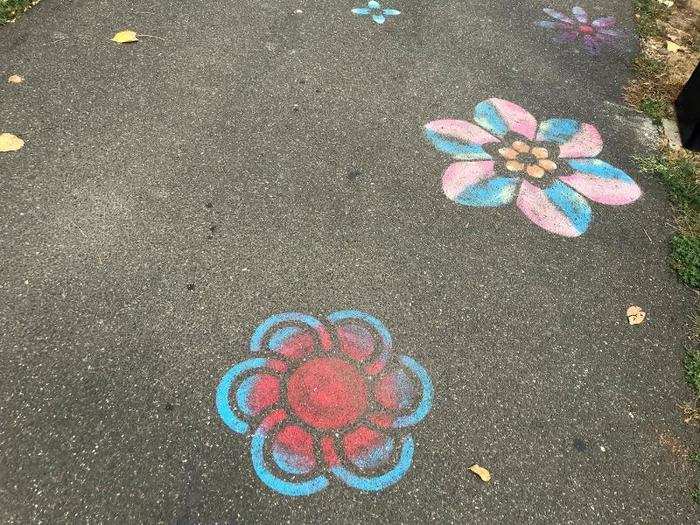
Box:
(671, 236, 700, 287)
(1, 0, 35, 24)
(685, 349, 700, 393)
(633, 0, 668, 37)
(633, 55, 667, 77)
(638, 155, 700, 288)
(638, 97, 666, 124)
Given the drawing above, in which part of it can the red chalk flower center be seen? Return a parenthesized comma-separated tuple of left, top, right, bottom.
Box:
(287, 357, 368, 430)
(580, 25, 594, 34)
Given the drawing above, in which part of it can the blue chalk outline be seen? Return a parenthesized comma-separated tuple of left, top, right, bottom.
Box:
(327, 310, 393, 348)
(331, 436, 414, 491)
(250, 312, 331, 353)
(252, 424, 329, 497)
(327, 309, 392, 347)
(393, 355, 433, 428)
(327, 310, 393, 370)
(215, 357, 268, 434)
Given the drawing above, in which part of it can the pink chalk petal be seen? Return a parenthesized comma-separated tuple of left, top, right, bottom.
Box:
(424, 119, 499, 145)
(485, 98, 539, 139)
(560, 173, 641, 204)
(516, 180, 582, 237)
(442, 160, 495, 200)
(559, 159, 642, 205)
(558, 123, 603, 159)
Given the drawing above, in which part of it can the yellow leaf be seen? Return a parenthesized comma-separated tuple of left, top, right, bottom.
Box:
(112, 30, 139, 44)
(8, 74, 24, 84)
(626, 305, 646, 325)
(666, 41, 681, 52)
(468, 464, 491, 482)
(0, 133, 25, 152)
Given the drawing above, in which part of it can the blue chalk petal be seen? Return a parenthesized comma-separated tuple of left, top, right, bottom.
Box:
(474, 100, 509, 137)
(544, 180, 592, 235)
(383, 8, 401, 16)
(215, 358, 268, 434)
(252, 429, 328, 496)
(393, 356, 433, 428)
(368, 0, 381, 8)
(455, 177, 520, 207)
(332, 436, 414, 491)
(327, 310, 392, 348)
(249, 312, 329, 352)
(372, 14, 386, 24)
(352, 7, 371, 15)
(567, 159, 633, 182)
(537, 118, 581, 145)
(424, 129, 492, 161)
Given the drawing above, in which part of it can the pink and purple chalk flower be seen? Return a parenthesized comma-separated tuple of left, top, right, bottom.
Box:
(215, 311, 432, 496)
(537, 6, 623, 54)
(424, 98, 642, 237)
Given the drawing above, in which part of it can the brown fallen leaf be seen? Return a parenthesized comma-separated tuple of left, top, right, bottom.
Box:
(626, 305, 646, 325)
(468, 464, 491, 482)
(8, 74, 24, 84)
(112, 30, 139, 44)
(0, 133, 25, 152)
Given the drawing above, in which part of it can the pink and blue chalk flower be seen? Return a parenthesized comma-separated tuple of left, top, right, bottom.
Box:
(424, 98, 642, 237)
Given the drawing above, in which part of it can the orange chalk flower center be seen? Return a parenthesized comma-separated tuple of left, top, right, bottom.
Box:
(498, 140, 557, 179)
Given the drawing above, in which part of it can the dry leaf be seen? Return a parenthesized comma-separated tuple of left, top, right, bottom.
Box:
(666, 41, 681, 53)
(112, 30, 139, 44)
(626, 305, 646, 325)
(0, 133, 25, 152)
(8, 74, 24, 84)
(468, 464, 491, 482)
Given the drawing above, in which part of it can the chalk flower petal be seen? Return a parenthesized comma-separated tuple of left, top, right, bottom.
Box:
(543, 8, 574, 24)
(560, 159, 641, 205)
(517, 179, 592, 237)
(441, 160, 495, 200)
(474, 98, 538, 140)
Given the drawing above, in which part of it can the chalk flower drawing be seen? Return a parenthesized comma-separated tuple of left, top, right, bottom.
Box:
(215, 311, 433, 496)
(537, 6, 623, 54)
(352, 1, 401, 25)
(424, 98, 642, 237)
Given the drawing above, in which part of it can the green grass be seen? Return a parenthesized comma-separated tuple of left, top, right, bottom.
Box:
(633, 55, 667, 77)
(638, 155, 700, 288)
(685, 349, 700, 394)
(633, 0, 669, 37)
(670, 236, 700, 288)
(0, 0, 34, 24)
(638, 97, 667, 125)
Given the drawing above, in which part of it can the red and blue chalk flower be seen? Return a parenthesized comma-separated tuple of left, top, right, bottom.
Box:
(215, 310, 433, 496)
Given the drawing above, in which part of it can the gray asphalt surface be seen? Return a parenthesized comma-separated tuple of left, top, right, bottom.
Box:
(0, 0, 697, 523)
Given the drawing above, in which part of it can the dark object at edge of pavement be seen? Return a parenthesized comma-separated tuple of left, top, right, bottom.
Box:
(674, 61, 700, 152)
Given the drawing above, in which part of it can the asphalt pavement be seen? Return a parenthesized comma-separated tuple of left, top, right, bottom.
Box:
(0, 0, 697, 523)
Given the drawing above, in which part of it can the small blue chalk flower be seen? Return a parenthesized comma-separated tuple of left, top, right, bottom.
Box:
(352, 0, 401, 25)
